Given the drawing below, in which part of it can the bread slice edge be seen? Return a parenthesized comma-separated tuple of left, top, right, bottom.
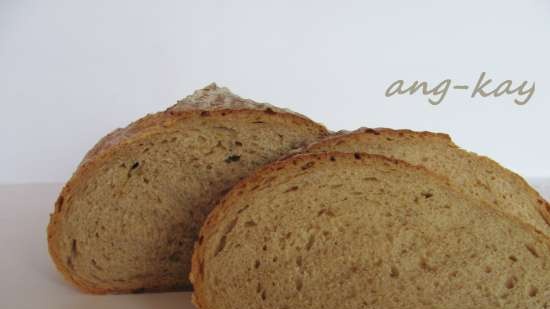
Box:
(48, 107, 327, 294)
(308, 128, 550, 228)
(189, 151, 550, 308)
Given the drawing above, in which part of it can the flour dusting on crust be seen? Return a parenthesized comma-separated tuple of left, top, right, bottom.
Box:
(169, 83, 297, 115)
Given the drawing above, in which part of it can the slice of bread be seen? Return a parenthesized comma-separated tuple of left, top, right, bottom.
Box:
(47, 84, 328, 293)
(191, 152, 550, 309)
(306, 128, 550, 236)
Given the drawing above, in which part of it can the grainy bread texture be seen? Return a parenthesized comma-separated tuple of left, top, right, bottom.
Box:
(306, 128, 550, 235)
(191, 152, 550, 309)
(47, 84, 328, 294)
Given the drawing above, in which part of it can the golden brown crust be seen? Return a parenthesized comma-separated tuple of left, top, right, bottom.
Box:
(189, 151, 550, 309)
(48, 105, 327, 294)
(306, 127, 550, 229)
(308, 127, 453, 150)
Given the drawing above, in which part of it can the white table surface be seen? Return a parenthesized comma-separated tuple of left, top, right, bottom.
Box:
(2, 180, 549, 309)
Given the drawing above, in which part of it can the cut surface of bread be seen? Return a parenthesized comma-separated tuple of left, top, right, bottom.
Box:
(306, 128, 550, 236)
(191, 152, 550, 309)
(47, 84, 328, 293)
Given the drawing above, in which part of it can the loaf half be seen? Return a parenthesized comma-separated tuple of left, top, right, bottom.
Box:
(47, 84, 328, 293)
(191, 152, 550, 308)
(306, 128, 550, 236)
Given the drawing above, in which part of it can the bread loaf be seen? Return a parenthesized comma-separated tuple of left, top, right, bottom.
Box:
(47, 84, 328, 293)
(306, 128, 550, 235)
(191, 152, 550, 309)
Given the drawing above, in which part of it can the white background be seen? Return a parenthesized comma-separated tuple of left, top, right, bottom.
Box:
(1, 0, 549, 184)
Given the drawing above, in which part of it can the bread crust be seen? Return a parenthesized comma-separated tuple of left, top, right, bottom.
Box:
(308, 127, 550, 228)
(48, 105, 327, 294)
(323, 127, 452, 143)
(189, 151, 550, 309)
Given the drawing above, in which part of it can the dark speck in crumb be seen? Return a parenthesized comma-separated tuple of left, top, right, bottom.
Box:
(225, 155, 241, 163)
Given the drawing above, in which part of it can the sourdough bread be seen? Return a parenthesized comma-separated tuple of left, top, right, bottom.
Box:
(306, 128, 550, 235)
(191, 152, 550, 309)
(47, 84, 328, 293)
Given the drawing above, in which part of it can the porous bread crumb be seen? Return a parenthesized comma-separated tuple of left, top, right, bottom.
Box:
(307, 128, 550, 236)
(191, 152, 550, 309)
(47, 85, 328, 294)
